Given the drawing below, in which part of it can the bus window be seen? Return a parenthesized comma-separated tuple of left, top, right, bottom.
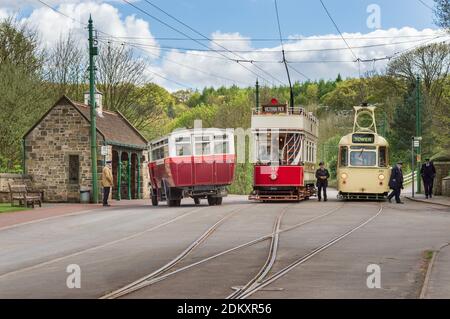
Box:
(213, 134, 229, 154)
(214, 141, 229, 154)
(350, 150, 376, 166)
(175, 136, 192, 156)
(339, 146, 348, 167)
(379, 146, 387, 167)
(194, 136, 211, 155)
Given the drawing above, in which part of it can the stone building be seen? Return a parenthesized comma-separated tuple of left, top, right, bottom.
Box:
(23, 94, 149, 202)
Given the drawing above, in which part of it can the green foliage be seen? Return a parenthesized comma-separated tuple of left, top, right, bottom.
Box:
(168, 103, 219, 131)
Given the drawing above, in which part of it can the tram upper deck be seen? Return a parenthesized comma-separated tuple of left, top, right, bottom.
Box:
(251, 103, 318, 138)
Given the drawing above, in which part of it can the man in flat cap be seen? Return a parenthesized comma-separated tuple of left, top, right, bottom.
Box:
(388, 161, 404, 204)
(101, 160, 113, 207)
(420, 158, 436, 199)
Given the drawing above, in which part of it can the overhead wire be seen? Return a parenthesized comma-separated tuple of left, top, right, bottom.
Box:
(121, 0, 280, 85)
(141, 0, 286, 85)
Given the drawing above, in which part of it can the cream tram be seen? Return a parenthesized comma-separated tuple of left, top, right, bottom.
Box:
(148, 128, 235, 206)
(249, 99, 319, 201)
(337, 105, 390, 200)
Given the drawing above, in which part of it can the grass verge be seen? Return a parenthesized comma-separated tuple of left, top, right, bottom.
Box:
(0, 203, 29, 214)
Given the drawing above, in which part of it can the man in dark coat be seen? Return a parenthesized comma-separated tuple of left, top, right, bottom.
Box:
(316, 162, 330, 202)
(421, 158, 436, 199)
(388, 161, 404, 204)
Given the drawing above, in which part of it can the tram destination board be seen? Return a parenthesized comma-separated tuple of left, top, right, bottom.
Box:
(262, 104, 286, 113)
(352, 133, 375, 144)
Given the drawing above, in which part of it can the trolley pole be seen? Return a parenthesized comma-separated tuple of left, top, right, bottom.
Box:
(255, 79, 259, 113)
(416, 76, 422, 194)
(88, 15, 99, 204)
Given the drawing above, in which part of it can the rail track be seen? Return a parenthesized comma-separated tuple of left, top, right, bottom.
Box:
(101, 203, 345, 299)
(237, 203, 384, 299)
(100, 203, 255, 299)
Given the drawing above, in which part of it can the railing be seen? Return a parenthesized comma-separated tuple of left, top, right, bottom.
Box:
(252, 107, 318, 123)
(403, 171, 417, 185)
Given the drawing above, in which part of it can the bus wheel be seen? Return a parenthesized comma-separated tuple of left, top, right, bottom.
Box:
(194, 198, 200, 205)
(207, 196, 216, 206)
(215, 197, 223, 205)
(151, 195, 158, 206)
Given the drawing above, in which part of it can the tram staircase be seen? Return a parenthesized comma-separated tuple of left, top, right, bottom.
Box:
(284, 134, 302, 165)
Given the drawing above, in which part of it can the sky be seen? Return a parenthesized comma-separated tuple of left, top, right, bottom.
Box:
(0, 0, 444, 91)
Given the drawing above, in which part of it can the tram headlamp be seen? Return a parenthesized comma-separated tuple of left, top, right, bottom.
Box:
(378, 174, 385, 180)
(340, 173, 348, 180)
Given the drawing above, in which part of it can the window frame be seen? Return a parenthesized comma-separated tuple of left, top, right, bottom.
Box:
(68, 154, 80, 184)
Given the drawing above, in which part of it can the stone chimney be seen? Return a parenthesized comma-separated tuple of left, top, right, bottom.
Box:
(84, 89, 104, 117)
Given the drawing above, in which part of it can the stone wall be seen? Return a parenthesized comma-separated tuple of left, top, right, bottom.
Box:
(24, 102, 103, 202)
(434, 161, 450, 195)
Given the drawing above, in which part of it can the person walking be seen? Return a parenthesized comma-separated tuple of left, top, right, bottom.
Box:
(315, 162, 330, 202)
(388, 161, 404, 204)
(421, 158, 436, 199)
(101, 160, 113, 207)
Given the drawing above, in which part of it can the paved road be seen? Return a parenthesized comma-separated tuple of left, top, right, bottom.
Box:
(0, 194, 449, 298)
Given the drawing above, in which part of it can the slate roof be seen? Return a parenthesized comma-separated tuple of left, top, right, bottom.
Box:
(24, 95, 148, 149)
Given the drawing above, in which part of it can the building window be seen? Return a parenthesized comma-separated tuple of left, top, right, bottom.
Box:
(69, 155, 80, 184)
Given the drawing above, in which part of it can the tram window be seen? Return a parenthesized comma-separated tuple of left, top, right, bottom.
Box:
(350, 151, 377, 166)
(339, 147, 348, 167)
(379, 146, 387, 167)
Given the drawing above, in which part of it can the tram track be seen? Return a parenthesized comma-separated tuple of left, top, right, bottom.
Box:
(104, 202, 345, 299)
(100, 203, 253, 299)
(0, 204, 212, 280)
(237, 203, 384, 299)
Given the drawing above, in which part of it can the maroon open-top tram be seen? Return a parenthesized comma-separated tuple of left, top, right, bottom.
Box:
(249, 100, 319, 201)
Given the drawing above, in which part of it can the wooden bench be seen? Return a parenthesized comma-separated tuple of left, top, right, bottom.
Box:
(8, 184, 42, 208)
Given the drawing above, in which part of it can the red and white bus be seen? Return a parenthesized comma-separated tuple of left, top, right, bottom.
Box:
(148, 128, 235, 206)
(249, 100, 319, 201)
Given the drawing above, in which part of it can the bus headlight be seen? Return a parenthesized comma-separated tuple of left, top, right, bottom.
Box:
(340, 173, 348, 180)
(378, 174, 385, 180)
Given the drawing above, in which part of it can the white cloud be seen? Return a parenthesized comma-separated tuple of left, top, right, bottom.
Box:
(154, 27, 446, 90)
(7, 1, 159, 58)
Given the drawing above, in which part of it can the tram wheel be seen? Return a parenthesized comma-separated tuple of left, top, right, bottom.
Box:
(194, 198, 200, 205)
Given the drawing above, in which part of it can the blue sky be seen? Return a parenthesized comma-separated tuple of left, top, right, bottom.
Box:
(114, 0, 436, 46)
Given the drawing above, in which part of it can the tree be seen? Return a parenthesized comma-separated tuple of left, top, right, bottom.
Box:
(434, 0, 450, 29)
(46, 32, 86, 101)
(96, 43, 146, 112)
(387, 43, 450, 157)
(0, 17, 43, 75)
(0, 18, 51, 172)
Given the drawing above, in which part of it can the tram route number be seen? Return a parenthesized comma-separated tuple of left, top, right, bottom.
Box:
(177, 303, 272, 317)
